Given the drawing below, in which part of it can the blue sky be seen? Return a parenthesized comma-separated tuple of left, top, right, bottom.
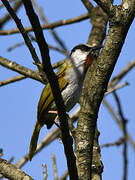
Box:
(0, 0, 135, 179)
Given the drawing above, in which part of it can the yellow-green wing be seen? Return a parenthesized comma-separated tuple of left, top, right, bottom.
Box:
(28, 60, 71, 160)
(38, 62, 69, 116)
(56, 59, 71, 76)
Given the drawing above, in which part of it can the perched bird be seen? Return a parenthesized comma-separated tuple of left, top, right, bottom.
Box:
(28, 43, 103, 160)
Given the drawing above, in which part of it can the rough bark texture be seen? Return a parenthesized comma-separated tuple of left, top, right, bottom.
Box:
(75, 1, 135, 179)
(0, 158, 33, 180)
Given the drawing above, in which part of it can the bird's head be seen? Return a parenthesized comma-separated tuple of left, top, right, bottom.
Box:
(70, 44, 103, 73)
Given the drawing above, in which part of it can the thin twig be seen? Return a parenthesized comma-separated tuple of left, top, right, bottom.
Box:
(59, 170, 69, 180)
(101, 137, 125, 148)
(8, 41, 25, 51)
(32, 0, 69, 53)
(113, 92, 128, 180)
(103, 99, 135, 151)
(8, 39, 66, 54)
(105, 82, 129, 96)
(1, 0, 41, 67)
(109, 59, 135, 88)
(0, 0, 22, 28)
(52, 153, 59, 180)
(42, 164, 47, 180)
(0, 75, 24, 87)
(0, 13, 89, 35)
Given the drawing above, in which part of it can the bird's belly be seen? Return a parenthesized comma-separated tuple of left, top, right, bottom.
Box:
(62, 82, 82, 112)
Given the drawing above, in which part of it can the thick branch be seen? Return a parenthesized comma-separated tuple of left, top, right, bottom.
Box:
(81, 0, 94, 15)
(0, 158, 33, 180)
(75, 2, 135, 179)
(88, 6, 108, 46)
(75, 6, 108, 180)
(93, 0, 114, 16)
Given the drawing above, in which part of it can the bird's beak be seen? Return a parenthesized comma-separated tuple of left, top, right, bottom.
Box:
(90, 45, 103, 51)
(87, 44, 103, 59)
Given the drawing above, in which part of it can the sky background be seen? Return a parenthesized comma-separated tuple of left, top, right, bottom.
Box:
(0, 0, 135, 179)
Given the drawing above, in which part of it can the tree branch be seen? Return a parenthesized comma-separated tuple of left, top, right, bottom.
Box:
(0, 0, 22, 28)
(75, 1, 135, 179)
(42, 164, 47, 180)
(81, 0, 94, 16)
(52, 153, 59, 180)
(59, 170, 69, 180)
(88, 6, 108, 46)
(93, 0, 114, 16)
(105, 81, 129, 96)
(101, 137, 125, 148)
(1, 0, 41, 71)
(0, 74, 27, 87)
(0, 0, 15, 8)
(0, 56, 44, 83)
(0, 13, 89, 35)
(0, 56, 66, 87)
(22, 0, 78, 179)
(75, 6, 108, 179)
(8, 39, 66, 55)
(103, 99, 135, 151)
(113, 92, 128, 180)
(14, 76, 134, 169)
(0, 158, 33, 180)
(32, 0, 69, 53)
(109, 59, 135, 88)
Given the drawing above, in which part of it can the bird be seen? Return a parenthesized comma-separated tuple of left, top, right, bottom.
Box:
(28, 43, 103, 160)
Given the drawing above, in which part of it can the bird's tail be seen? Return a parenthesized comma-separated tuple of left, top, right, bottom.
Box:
(28, 120, 42, 161)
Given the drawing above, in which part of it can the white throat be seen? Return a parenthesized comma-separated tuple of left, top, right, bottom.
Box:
(71, 49, 89, 74)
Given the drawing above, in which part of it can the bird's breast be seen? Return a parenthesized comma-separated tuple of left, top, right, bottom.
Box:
(62, 70, 84, 111)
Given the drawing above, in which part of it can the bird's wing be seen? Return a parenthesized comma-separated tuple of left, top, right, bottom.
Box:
(37, 64, 69, 116)
(29, 60, 71, 160)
